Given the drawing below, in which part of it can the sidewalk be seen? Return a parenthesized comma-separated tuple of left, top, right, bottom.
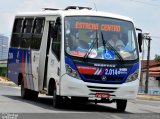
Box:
(137, 94, 160, 101)
(0, 77, 16, 87)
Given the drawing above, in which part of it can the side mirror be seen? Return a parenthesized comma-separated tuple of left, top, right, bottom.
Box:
(138, 33, 143, 52)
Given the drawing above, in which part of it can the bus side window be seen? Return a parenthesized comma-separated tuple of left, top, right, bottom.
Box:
(34, 18, 44, 34)
(11, 18, 24, 47)
(13, 18, 23, 33)
(20, 18, 34, 49)
(31, 18, 45, 50)
(51, 17, 61, 61)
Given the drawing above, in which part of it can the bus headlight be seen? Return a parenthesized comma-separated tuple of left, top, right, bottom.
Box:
(65, 64, 81, 79)
(126, 70, 139, 83)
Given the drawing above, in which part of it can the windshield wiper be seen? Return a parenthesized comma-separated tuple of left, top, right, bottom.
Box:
(101, 32, 107, 51)
(84, 30, 99, 59)
(101, 32, 124, 62)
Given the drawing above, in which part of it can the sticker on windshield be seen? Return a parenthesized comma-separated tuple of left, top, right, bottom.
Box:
(88, 49, 97, 58)
(70, 51, 85, 57)
(103, 50, 114, 60)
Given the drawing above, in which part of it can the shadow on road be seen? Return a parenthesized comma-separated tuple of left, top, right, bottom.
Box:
(3, 95, 129, 113)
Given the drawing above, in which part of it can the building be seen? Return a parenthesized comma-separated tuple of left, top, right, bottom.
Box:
(0, 34, 9, 60)
(0, 34, 8, 77)
(140, 60, 160, 95)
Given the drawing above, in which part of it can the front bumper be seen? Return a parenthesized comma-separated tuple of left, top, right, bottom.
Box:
(60, 74, 139, 100)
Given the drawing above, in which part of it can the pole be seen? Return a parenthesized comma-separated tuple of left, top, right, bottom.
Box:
(140, 38, 145, 93)
(145, 37, 151, 94)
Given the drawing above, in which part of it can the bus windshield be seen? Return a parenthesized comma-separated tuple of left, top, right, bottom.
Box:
(64, 16, 138, 60)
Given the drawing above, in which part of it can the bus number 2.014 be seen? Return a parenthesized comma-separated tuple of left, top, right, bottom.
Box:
(105, 69, 119, 76)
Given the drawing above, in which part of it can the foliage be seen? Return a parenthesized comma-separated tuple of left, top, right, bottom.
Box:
(155, 54, 160, 62)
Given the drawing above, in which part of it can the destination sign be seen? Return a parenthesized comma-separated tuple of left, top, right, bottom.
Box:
(75, 22, 121, 32)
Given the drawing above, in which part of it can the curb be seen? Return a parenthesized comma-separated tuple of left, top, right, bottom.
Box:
(0, 82, 17, 87)
(137, 94, 160, 101)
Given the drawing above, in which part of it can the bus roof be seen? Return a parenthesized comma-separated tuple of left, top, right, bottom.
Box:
(16, 8, 133, 22)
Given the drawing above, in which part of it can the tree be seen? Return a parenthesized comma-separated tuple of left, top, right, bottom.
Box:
(155, 54, 160, 62)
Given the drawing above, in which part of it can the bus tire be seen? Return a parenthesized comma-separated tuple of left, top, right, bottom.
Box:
(30, 90, 39, 100)
(21, 80, 38, 99)
(21, 80, 29, 99)
(53, 86, 62, 108)
(116, 99, 127, 112)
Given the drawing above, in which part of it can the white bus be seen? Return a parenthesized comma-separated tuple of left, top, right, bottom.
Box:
(8, 6, 142, 112)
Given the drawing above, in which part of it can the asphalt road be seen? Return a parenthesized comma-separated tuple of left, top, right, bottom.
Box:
(0, 84, 160, 119)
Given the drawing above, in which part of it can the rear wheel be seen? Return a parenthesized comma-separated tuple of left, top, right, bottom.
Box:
(21, 80, 38, 99)
(116, 99, 127, 112)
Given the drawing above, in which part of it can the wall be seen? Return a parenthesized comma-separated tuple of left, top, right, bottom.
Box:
(139, 72, 160, 95)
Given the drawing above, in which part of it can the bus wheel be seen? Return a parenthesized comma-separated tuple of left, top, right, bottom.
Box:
(21, 80, 29, 99)
(21, 80, 38, 99)
(30, 90, 39, 100)
(116, 99, 127, 112)
(53, 87, 62, 108)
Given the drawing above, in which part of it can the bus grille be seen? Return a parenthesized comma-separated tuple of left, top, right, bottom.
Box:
(82, 75, 125, 84)
(87, 85, 118, 96)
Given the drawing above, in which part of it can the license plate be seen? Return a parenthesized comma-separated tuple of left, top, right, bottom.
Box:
(95, 93, 110, 98)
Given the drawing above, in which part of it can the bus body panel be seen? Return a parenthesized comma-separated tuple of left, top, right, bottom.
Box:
(47, 42, 61, 94)
(8, 48, 36, 90)
(8, 16, 45, 92)
(31, 51, 39, 91)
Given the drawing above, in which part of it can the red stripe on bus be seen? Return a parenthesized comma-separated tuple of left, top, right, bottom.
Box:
(21, 53, 27, 88)
(77, 66, 97, 75)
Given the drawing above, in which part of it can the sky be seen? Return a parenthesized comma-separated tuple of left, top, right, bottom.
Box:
(0, 0, 160, 59)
